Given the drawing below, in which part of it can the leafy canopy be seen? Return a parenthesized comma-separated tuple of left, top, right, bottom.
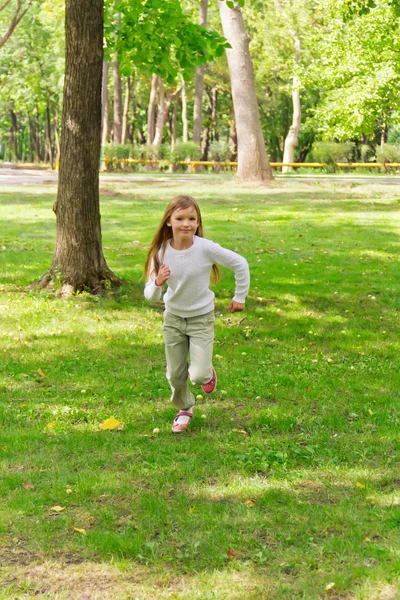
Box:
(105, 0, 230, 83)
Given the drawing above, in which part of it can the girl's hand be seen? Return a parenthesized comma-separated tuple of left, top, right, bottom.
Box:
(155, 264, 171, 286)
(228, 300, 245, 313)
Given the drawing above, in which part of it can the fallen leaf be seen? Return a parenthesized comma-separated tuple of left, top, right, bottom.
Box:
(22, 481, 35, 490)
(244, 499, 256, 507)
(368, 409, 374, 416)
(325, 582, 335, 591)
(49, 505, 65, 512)
(73, 527, 87, 535)
(232, 428, 249, 436)
(46, 422, 56, 430)
(356, 482, 366, 489)
(226, 548, 239, 559)
(37, 368, 46, 378)
(99, 417, 123, 431)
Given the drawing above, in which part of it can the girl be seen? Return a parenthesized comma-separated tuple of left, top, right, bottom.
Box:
(144, 195, 250, 433)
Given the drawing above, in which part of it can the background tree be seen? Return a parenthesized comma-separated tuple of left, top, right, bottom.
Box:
(219, 0, 273, 182)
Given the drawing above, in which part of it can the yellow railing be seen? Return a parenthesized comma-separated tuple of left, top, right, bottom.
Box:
(101, 158, 400, 170)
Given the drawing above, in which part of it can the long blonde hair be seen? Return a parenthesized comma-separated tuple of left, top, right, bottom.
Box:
(144, 195, 220, 284)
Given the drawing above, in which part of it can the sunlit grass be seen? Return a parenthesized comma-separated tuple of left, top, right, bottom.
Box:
(0, 177, 400, 598)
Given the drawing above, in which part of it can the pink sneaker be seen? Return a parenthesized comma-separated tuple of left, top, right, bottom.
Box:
(201, 367, 217, 394)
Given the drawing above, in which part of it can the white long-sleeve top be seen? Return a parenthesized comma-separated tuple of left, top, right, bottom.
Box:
(144, 236, 250, 318)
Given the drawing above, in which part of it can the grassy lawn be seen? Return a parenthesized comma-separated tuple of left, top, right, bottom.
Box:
(0, 176, 399, 599)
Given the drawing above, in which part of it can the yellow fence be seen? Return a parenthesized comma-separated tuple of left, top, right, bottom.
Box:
(101, 158, 400, 170)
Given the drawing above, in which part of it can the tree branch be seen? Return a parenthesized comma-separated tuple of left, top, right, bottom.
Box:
(0, 0, 31, 50)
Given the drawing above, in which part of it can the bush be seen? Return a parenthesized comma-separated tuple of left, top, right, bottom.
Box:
(208, 140, 231, 162)
(360, 144, 375, 163)
(310, 141, 355, 171)
(375, 144, 400, 163)
(387, 125, 400, 145)
(168, 141, 201, 163)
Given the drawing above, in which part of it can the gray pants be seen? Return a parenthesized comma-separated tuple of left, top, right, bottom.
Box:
(162, 310, 215, 410)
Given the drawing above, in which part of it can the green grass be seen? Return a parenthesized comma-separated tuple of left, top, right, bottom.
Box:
(1, 177, 400, 599)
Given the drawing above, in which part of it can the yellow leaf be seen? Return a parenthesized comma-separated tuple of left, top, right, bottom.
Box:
(232, 428, 249, 436)
(50, 505, 65, 512)
(356, 482, 366, 489)
(73, 527, 87, 535)
(189, 506, 196, 513)
(46, 422, 56, 430)
(368, 409, 374, 416)
(99, 417, 123, 431)
(325, 582, 335, 591)
(244, 499, 256, 507)
(37, 368, 46, 378)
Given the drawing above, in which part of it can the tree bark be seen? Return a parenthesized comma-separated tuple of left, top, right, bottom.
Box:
(147, 73, 158, 145)
(282, 36, 301, 173)
(38, 0, 119, 294)
(45, 102, 54, 167)
(0, 0, 31, 49)
(193, 0, 208, 143)
(34, 106, 41, 162)
(101, 61, 109, 146)
(153, 80, 181, 147)
(113, 54, 123, 144)
(218, 1, 273, 182)
(27, 111, 34, 162)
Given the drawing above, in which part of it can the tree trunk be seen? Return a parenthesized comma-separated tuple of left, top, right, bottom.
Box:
(147, 73, 158, 145)
(153, 81, 181, 147)
(218, 1, 273, 182)
(228, 118, 237, 161)
(181, 75, 188, 143)
(10, 109, 18, 161)
(45, 102, 54, 167)
(121, 76, 131, 144)
(211, 87, 218, 141)
(27, 111, 34, 163)
(101, 61, 109, 146)
(193, 0, 208, 143)
(35, 106, 41, 162)
(282, 36, 301, 173)
(54, 110, 61, 166)
(113, 55, 123, 144)
(37, 0, 119, 295)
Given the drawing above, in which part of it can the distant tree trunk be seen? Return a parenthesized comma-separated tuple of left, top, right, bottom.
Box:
(171, 95, 179, 152)
(54, 111, 61, 166)
(153, 80, 181, 146)
(193, 0, 208, 143)
(121, 76, 132, 144)
(211, 87, 218, 141)
(10, 109, 18, 161)
(282, 35, 301, 173)
(37, 0, 119, 294)
(128, 80, 136, 144)
(101, 61, 109, 146)
(147, 73, 158, 145)
(0, 0, 31, 49)
(27, 111, 34, 162)
(113, 55, 122, 144)
(218, 1, 273, 182)
(181, 75, 188, 143)
(35, 106, 41, 162)
(228, 118, 237, 161)
(45, 102, 54, 167)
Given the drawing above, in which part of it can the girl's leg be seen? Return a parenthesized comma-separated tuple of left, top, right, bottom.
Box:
(187, 311, 215, 386)
(163, 312, 195, 410)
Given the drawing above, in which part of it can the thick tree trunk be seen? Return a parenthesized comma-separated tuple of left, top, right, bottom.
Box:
(147, 73, 158, 145)
(101, 61, 109, 146)
(193, 0, 208, 143)
(37, 0, 119, 295)
(153, 81, 181, 147)
(282, 36, 301, 173)
(218, 1, 273, 182)
(113, 55, 123, 144)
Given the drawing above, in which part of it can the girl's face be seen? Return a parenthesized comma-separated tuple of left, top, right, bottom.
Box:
(167, 205, 199, 245)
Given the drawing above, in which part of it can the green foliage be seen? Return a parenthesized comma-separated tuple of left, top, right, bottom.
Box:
(208, 140, 231, 161)
(375, 143, 400, 163)
(105, 0, 229, 83)
(310, 141, 355, 168)
(167, 141, 201, 162)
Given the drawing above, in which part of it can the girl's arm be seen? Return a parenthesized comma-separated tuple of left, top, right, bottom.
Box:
(144, 259, 163, 301)
(208, 242, 250, 305)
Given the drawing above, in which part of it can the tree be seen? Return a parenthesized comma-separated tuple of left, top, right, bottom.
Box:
(37, 0, 118, 294)
(219, 1, 273, 182)
(0, 0, 31, 49)
(193, 0, 208, 143)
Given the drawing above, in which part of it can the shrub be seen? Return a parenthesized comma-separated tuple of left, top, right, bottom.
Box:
(168, 141, 201, 163)
(375, 144, 400, 163)
(208, 140, 231, 162)
(310, 141, 355, 171)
